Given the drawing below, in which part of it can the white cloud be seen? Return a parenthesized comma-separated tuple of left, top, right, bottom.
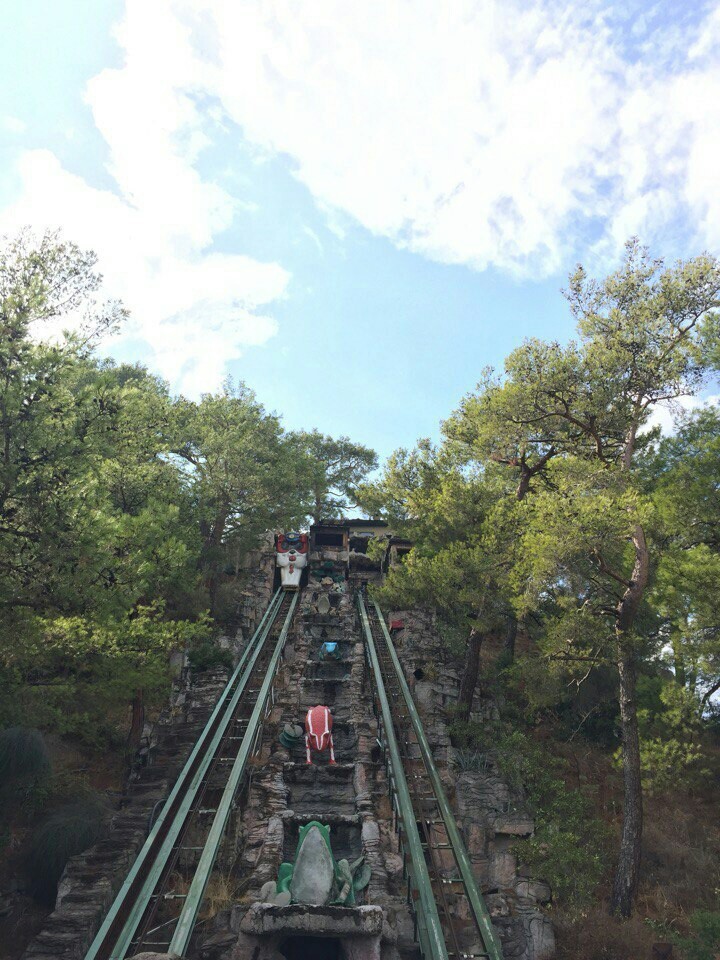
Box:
(0, 0, 289, 395)
(3, 0, 719, 389)
(181, 0, 720, 276)
(644, 394, 720, 437)
(302, 226, 324, 257)
(2, 115, 26, 135)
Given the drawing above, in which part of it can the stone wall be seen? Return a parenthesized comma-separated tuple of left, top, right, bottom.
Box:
(20, 667, 231, 960)
(387, 609, 555, 960)
(222, 533, 278, 659)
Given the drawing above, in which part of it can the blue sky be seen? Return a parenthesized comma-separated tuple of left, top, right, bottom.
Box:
(1, 1, 719, 459)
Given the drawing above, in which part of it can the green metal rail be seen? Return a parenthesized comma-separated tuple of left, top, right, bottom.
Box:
(360, 595, 503, 960)
(84, 588, 295, 960)
(357, 593, 449, 960)
(168, 590, 299, 955)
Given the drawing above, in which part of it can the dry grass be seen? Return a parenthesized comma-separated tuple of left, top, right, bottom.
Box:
(166, 869, 243, 920)
(539, 737, 720, 960)
(554, 906, 656, 960)
(200, 871, 243, 918)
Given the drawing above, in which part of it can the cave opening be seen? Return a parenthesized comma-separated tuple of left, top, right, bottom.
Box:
(280, 936, 341, 960)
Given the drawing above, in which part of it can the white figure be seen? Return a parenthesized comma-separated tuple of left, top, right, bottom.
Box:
(276, 532, 308, 589)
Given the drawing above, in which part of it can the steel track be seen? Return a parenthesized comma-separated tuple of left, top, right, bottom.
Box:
(86, 584, 500, 960)
(358, 593, 503, 960)
(85, 589, 298, 960)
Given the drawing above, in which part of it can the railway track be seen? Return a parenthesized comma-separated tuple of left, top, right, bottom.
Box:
(84, 589, 299, 960)
(357, 593, 503, 960)
(82, 584, 501, 960)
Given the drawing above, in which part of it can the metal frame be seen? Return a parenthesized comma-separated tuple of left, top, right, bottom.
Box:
(357, 593, 448, 960)
(370, 599, 503, 960)
(85, 589, 287, 960)
(168, 591, 299, 955)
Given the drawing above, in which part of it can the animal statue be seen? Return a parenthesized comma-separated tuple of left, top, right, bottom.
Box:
(304, 704, 336, 765)
(275, 531, 308, 589)
(259, 821, 371, 906)
(319, 640, 341, 660)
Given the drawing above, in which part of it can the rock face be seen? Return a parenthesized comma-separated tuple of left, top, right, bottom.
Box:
(388, 608, 555, 960)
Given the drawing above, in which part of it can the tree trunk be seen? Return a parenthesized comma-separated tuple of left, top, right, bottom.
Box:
(456, 628, 483, 724)
(128, 690, 145, 748)
(516, 468, 531, 501)
(504, 614, 517, 663)
(609, 520, 649, 918)
(610, 647, 643, 917)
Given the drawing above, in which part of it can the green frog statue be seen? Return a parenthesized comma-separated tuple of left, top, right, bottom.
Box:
(259, 821, 371, 907)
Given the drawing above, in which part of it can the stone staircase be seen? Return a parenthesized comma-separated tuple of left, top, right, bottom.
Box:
(20, 667, 230, 960)
(193, 580, 418, 960)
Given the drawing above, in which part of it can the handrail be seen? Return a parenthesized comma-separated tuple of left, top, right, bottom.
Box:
(370, 599, 503, 960)
(85, 588, 285, 960)
(357, 593, 448, 960)
(168, 590, 299, 955)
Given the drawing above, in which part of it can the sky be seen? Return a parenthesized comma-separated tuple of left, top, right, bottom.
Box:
(1, 0, 719, 459)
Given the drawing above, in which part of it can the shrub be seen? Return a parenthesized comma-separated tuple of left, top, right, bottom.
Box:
(671, 910, 720, 960)
(187, 641, 233, 673)
(26, 796, 107, 905)
(450, 748, 491, 773)
(457, 722, 611, 906)
(0, 727, 51, 782)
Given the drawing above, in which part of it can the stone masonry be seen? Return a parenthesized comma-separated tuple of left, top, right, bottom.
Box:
(197, 565, 418, 960)
(20, 667, 231, 960)
(386, 609, 555, 960)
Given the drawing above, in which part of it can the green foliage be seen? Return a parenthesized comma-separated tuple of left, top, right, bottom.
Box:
(503, 653, 569, 722)
(647, 409, 720, 711)
(26, 796, 107, 905)
(291, 429, 378, 521)
(0, 229, 374, 752)
(0, 727, 51, 782)
(2, 605, 214, 749)
(453, 722, 610, 906)
(634, 679, 711, 794)
(515, 830, 607, 908)
(662, 911, 720, 960)
(365, 535, 388, 564)
(187, 641, 233, 673)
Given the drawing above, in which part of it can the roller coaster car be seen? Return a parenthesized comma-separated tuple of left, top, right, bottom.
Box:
(275, 532, 308, 590)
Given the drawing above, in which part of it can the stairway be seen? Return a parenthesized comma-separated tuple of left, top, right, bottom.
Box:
(202, 580, 418, 960)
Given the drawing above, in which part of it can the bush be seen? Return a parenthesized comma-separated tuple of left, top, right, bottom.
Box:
(451, 748, 491, 773)
(671, 910, 720, 960)
(187, 641, 233, 673)
(455, 721, 611, 907)
(26, 796, 107, 905)
(0, 727, 51, 782)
